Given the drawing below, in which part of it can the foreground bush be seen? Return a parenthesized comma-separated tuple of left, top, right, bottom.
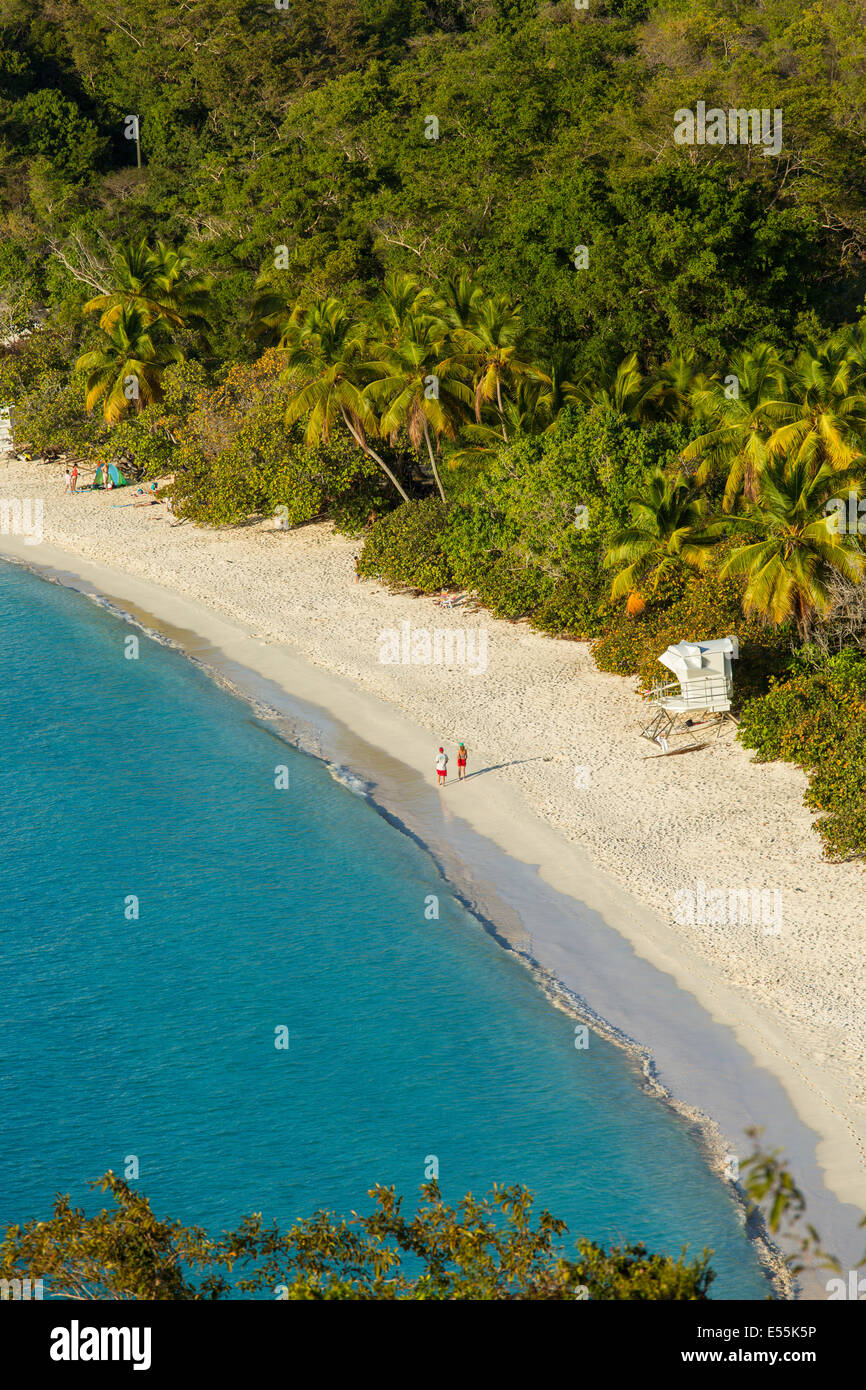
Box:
(737, 648, 866, 861)
(0, 319, 104, 459)
(354, 407, 692, 633)
(0, 1173, 713, 1301)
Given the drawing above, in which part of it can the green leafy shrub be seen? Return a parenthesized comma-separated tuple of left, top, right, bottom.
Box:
(170, 353, 391, 529)
(356, 498, 453, 591)
(737, 648, 866, 861)
(441, 407, 688, 635)
(0, 318, 104, 457)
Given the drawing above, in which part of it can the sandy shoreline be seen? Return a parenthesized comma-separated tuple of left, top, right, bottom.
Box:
(2, 455, 865, 1280)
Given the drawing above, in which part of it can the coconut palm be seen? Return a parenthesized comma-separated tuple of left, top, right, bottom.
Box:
(85, 238, 211, 332)
(650, 352, 717, 423)
(834, 320, 866, 374)
(76, 304, 182, 423)
(452, 294, 544, 440)
(575, 353, 660, 422)
(719, 455, 866, 640)
(248, 277, 297, 345)
(604, 469, 724, 602)
(434, 269, 483, 333)
(681, 343, 789, 508)
(532, 346, 581, 427)
(83, 238, 159, 315)
(444, 383, 551, 468)
(145, 242, 212, 331)
(759, 337, 866, 473)
(281, 298, 410, 502)
(365, 313, 472, 501)
(371, 271, 437, 346)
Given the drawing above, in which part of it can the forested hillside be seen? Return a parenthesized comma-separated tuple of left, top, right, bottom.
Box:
(2, 0, 865, 361)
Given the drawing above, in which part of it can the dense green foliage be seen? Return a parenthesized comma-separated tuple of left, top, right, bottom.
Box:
(359, 409, 691, 632)
(168, 351, 390, 530)
(3, 0, 866, 368)
(356, 496, 454, 590)
(444, 411, 686, 631)
(0, 1173, 714, 1300)
(738, 649, 866, 862)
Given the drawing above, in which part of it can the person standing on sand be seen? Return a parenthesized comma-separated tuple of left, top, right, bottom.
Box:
(70, 463, 78, 493)
(63, 467, 71, 494)
(436, 746, 448, 786)
(457, 742, 468, 780)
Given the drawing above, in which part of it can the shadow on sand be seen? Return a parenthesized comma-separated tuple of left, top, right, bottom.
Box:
(460, 756, 551, 781)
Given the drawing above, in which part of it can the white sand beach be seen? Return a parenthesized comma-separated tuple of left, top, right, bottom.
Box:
(2, 455, 865, 1248)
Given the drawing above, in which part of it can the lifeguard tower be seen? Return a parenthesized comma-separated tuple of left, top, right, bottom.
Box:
(641, 635, 738, 753)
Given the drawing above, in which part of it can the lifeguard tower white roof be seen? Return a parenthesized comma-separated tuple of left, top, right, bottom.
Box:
(658, 635, 739, 686)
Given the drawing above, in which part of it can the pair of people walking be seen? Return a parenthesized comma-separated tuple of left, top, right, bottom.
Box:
(63, 464, 78, 493)
(435, 742, 468, 786)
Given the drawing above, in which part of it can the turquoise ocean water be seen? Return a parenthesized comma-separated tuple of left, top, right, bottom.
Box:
(0, 560, 769, 1297)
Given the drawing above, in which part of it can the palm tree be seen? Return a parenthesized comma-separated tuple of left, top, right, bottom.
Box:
(453, 294, 544, 440)
(604, 469, 724, 603)
(76, 304, 182, 423)
(759, 337, 866, 472)
(575, 353, 660, 422)
(281, 298, 410, 502)
(533, 345, 581, 429)
(681, 343, 789, 508)
(371, 271, 436, 346)
(650, 351, 717, 423)
(834, 320, 866, 374)
(365, 313, 473, 500)
(444, 386, 546, 469)
(145, 242, 212, 331)
(83, 237, 159, 315)
(719, 455, 866, 640)
(85, 238, 211, 332)
(248, 277, 297, 346)
(435, 269, 483, 333)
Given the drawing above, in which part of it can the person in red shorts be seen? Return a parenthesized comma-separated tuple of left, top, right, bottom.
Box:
(435, 746, 448, 786)
(457, 742, 468, 781)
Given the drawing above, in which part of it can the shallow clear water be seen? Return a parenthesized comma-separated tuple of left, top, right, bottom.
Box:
(0, 560, 768, 1297)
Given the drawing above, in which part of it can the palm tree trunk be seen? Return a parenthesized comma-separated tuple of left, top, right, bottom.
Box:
(422, 419, 447, 503)
(340, 408, 410, 503)
(496, 377, 507, 442)
(795, 591, 810, 644)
